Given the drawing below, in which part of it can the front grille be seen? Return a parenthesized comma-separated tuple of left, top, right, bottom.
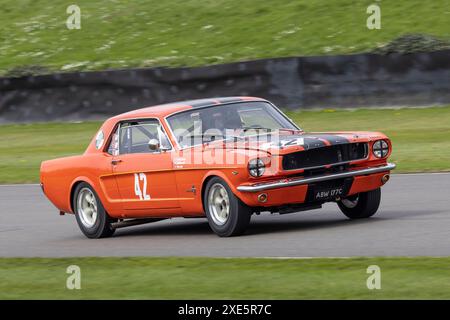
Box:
(282, 143, 368, 171)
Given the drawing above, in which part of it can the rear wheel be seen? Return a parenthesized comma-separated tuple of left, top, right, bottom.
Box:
(73, 182, 115, 238)
(338, 188, 381, 219)
(204, 177, 251, 237)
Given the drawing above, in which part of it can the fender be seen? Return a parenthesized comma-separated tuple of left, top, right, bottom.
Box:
(201, 169, 249, 205)
(69, 175, 121, 216)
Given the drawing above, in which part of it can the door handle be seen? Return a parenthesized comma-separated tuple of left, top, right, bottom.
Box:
(111, 159, 122, 165)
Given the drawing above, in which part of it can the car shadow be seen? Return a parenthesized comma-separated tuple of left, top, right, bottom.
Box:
(246, 209, 445, 235)
(115, 219, 212, 237)
(113, 209, 442, 238)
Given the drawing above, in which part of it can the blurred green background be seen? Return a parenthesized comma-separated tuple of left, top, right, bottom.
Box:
(1, 0, 449, 182)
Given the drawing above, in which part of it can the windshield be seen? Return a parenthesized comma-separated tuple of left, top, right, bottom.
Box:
(166, 101, 300, 148)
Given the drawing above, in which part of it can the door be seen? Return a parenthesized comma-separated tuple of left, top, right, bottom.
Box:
(111, 119, 180, 214)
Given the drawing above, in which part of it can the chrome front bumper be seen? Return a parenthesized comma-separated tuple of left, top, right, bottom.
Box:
(237, 163, 396, 192)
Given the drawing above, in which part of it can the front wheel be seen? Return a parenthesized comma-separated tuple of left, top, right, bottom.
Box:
(204, 177, 251, 237)
(338, 188, 381, 219)
(73, 182, 115, 239)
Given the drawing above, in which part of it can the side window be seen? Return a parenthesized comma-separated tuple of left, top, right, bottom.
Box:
(118, 120, 171, 155)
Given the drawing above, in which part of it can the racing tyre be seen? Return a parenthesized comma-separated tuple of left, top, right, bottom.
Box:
(73, 182, 115, 238)
(338, 188, 381, 219)
(204, 177, 252, 237)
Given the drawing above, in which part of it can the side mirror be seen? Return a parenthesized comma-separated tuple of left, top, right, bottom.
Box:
(148, 139, 160, 151)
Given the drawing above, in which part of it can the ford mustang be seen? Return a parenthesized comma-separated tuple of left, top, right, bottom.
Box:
(40, 97, 395, 238)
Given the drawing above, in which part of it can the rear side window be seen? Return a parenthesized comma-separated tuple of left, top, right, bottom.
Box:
(107, 131, 119, 155)
(95, 130, 105, 149)
(118, 120, 171, 154)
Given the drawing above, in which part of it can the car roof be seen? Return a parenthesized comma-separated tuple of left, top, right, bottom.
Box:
(110, 96, 267, 121)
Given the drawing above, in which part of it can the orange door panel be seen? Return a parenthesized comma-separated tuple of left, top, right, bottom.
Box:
(112, 153, 180, 212)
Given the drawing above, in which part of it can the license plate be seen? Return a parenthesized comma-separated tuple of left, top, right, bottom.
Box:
(314, 186, 345, 201)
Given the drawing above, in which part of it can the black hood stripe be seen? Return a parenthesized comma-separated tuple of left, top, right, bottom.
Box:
(302, 137, 327, 149)
(277, 134, 350, 150)
(310, 134, 350, 146)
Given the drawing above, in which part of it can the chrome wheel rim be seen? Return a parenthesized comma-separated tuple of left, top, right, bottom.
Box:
(341, 195, 359, 209)
(77, 188, 98, 228)
(208, 183, 230, 226)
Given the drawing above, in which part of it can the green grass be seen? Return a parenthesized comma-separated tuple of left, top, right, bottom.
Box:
(1, 257, 450, 299)
(1, 106, 449, 183)
(1, 0, 449, 75)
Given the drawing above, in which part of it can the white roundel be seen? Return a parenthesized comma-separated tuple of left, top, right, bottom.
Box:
(95, 130, 104, 149)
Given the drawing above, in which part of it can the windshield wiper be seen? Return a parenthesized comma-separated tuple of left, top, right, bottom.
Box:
(203, 134, 244, 143)
(242, 126, 272, 132)
(278, 127, 304, 133)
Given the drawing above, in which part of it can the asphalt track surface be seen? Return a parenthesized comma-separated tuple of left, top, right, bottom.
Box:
(1, 173, 449, 257)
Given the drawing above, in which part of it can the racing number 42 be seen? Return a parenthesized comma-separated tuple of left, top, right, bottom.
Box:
(134, 173, 150, 200)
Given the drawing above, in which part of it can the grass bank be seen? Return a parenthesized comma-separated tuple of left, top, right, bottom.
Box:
(1, 0, 449, 75)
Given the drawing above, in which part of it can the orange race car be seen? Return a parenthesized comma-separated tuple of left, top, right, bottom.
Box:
(40, 97, 395, 238)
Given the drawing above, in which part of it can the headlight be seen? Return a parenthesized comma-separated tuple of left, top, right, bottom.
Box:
(372, 140, 389, 158)
(248, 158, 265, 177)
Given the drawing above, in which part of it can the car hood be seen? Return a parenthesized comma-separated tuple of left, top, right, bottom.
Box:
(205, 131, 387, 156)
